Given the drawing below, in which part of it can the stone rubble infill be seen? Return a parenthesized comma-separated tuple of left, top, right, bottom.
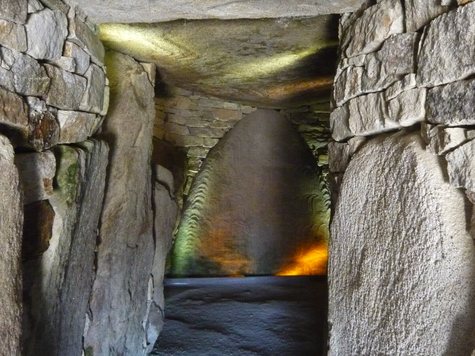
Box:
(25, 7, 68, 60)
(417, 2, 475, 87)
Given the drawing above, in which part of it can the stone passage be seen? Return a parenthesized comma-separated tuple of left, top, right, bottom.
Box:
(170, 109, 329, 276)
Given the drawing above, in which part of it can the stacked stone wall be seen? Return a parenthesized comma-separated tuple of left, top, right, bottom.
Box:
(154, 87, 331, 195)
(329, 1, 475, 354)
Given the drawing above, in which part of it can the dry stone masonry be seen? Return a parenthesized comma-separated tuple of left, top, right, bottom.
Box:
(329, 1, 475, 354)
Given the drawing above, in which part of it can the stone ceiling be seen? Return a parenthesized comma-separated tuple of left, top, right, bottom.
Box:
(70, 0, 366, 107)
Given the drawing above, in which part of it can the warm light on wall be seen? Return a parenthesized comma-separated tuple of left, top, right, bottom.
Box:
(276, 244, 328, 276)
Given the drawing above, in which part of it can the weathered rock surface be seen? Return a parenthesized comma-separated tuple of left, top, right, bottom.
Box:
(0, 0, 27, 23)
(57, 110, 101, 143)
(0, 134, 23, 356)
(64, 41, 90, 75)
(330, 105, 352, 142)
(25, 8, 68, 60)
(22, 200, 55, 259)
(418, 2, 475, 87)
(27, 0, 44, 14)
(385, 73, 416, 100)
(83, 51, 155, 356)
(329, 131, 475, 356)
(22, 140, 109, 356)
(80, 63, 106, 113)
(0, 47, 51, 96)
(0, 86, 28, 129)
(427, 79, 475, 126)
(68, 13, 105, 65)
(344, 0, 404, 58)
(0, 19, 27, 52)
(15, 150, 56, 204)
(387, 88, 426, 127)
(171, 109, 329, 276)
(404, 0, 451, 32)
(43, 64, 86, 110)
(145, 179, 179, 354)
(421, 124, 469, 155)
(446, 139, 475, 192)
(26, 97, 60, 151)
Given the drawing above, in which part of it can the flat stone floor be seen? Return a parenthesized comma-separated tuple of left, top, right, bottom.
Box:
(152, 276, 328, 356)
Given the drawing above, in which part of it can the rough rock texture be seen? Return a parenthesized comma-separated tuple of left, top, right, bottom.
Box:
(427, 79, 475, 126)
(171, 109, 329, 276)
(43, 64, 86, 110)
(83, 51, 155, 356)
(329, 132, 475, 356)
(14, 150, 56, 204)
(446, 139, 475, 192)
(417, 2, 475, 87)
(0, 0, 28, 23)
(64, 0, 366, 23)
(344, 0, 404, 58)
(57, 110, 101, 143)
(64, 41, 90, 75)
(0, 135, 23, 356)
(22, 140, 109, 356)
(79, 63, 106, 113)
(0, 86, 28, 129)
(68, 12, 105, 65)
(25, 8, 68, 60)
(404, 0, 451, 32)
(421, 124, 470, 155)
(145, 177, 179, 354)
(0, 19, 27, 52)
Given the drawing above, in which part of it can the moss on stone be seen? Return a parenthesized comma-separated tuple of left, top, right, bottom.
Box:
(53, 145, 81, 206)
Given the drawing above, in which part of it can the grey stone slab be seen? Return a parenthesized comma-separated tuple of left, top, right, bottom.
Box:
(25, 8, 68, 60)
(57, 110, 101, 143)
(68, 14, 105, 65)
(27, 0, 44, 13)
(345, 0, 404, 58)
(79, 63, 106, 113)
(64, 41, 90, 75)
(418, 2, 475, 87)
(329, 131, 475, 356)
(0, 134, 22, 356)
(43, 64, 87, 110)
(426, 78, 475, 126)
(83, 50, 155, 356)
(14, 150, 56, 204)
(0, 85, 28, 129)
(330, 105, 352, 142)
(405, 0, 451, 32)
(0, 19, 27, 52)
(387, 88, 426, 127)
(0, 0, 27, 23)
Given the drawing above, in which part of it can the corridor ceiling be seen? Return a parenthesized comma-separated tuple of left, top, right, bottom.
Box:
(68, 0, 366, 107)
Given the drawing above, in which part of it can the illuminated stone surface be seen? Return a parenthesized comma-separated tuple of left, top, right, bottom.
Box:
(171, 109, 329, 276)
(329, 131, 475, 355)
(99, 18, 338, 107)
(0, 134, 22, 356)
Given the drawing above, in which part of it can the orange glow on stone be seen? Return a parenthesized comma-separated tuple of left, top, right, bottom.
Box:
(276, 245, 328, 276)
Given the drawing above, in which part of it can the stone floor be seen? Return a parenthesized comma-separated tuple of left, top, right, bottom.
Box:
(152, 276, 327, 356)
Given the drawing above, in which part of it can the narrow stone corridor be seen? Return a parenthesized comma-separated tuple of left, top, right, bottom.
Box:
(153, 276, 327, 356)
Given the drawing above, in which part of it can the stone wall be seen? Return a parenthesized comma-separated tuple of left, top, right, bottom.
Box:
(154, 86, 331, 196)
(329, 1, 475, 354)
(0, 1, 177, 355)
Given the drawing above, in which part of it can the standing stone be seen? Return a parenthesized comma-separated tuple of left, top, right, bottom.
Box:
(14, 150, 56, 204)
(171, 109, 329, 276)
(43, 64, 86, 110)
(0, 135, 23, 356)
(144, 179, 179, 354)
(329, 131, 475, 356)
(83, 51, 155, 356)
(25, 8, 68, 60)
(22, 140, 109, 356)
(418, 2, 475, 87)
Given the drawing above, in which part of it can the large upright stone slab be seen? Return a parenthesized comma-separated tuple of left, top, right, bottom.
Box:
(171, 109, 330, 276)
(83, 51, 155, 356)
(0, 135, 23, 356)
(22, 140, 109, 356)
(418, 2, 475, 87)
(329, 131, 475, 356)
